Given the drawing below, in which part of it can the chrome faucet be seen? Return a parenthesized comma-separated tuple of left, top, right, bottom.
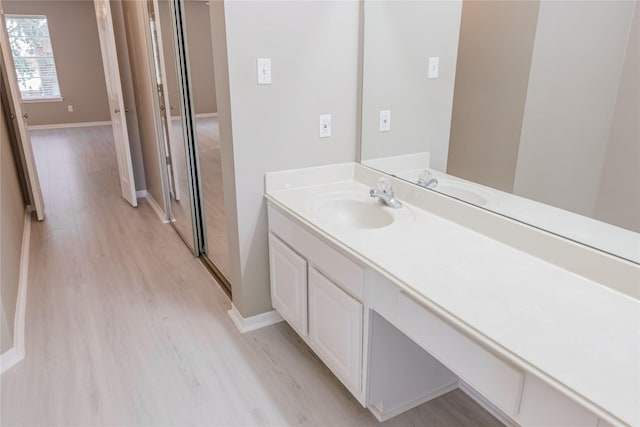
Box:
(417, 170, 438, 189)
(370, 177, 403, 209)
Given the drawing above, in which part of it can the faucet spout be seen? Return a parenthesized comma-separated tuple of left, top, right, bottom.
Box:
(370, 179, 403, 209)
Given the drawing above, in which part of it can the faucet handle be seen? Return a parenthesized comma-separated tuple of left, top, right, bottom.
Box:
(417, 169, 431, 185)
(378, 177, 393, 194)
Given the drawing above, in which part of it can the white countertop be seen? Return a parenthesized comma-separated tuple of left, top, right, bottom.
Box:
(265, 163, 640, 426)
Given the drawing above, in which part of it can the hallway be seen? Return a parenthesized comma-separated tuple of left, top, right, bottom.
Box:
(0, 127, 500, 426)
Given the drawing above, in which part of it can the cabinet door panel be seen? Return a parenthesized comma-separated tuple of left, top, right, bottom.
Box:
(308, 267, 363, 394)
(269, 233, 307, 336)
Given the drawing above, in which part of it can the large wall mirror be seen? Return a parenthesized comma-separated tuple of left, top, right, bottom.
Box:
(360, 0, 639, 263)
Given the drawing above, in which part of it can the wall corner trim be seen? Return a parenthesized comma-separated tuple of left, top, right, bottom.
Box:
(138, 191, 169, 224)
(227, 303, 283, 334)
(1, 210, 32, 375)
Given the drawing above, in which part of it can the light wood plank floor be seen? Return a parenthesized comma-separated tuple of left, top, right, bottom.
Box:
(167, 116, 230, 282)
(1, 126, 502, 426)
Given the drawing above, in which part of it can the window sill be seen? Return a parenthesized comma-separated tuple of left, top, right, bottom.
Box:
(22, 97, 64, 104)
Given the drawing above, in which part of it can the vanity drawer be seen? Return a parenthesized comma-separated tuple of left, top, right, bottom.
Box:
(396, 292, 524, 416)
(268, 205, 364, 300)
(516, 374, 598, 427)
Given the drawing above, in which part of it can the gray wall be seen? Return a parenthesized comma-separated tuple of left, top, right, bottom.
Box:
(3, 1, 111, 126)
(0, 90, 27, 353)
(594, 5, 640, 232)
(220, 1, 360, 317)
(112, 0, 146, 192)
(122, 0, 165, 206)
(185, 0, 216, 115)
(360, 0, 462, 172)
(447, 0, 539, 192)
(513, 0, 636, 216)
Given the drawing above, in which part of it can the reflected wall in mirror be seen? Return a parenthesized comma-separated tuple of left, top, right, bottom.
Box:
(360, 0, 639, 263)
(146, 0, 230, 287)
(148, 0, 196, 251)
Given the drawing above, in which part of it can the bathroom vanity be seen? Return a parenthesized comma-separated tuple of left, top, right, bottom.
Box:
(264, 164, 638, 427)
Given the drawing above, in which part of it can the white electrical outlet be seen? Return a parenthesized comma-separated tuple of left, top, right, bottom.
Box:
(319, 114, 331, 138)
(256, 58, 272, 85)
(379, 110, 391, 132)
(428, 57, 440, 79)
(67, 105, 74, 112)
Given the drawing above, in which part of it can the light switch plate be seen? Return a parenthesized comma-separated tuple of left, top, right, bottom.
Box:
(379, 110, 391, 132)
(428, 57, 439, 79)
(257, 58, 271, 85)
(319, 114, 331, 138)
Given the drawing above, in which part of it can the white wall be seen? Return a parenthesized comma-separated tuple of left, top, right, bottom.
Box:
(360, 0, 462, 172)
(513, 0, 636, 217)
(594, 4, 639, 232)
(220, 0, 360, 317)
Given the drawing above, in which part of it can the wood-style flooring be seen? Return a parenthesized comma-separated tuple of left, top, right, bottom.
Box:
(196, 117, 231, 281)
(0, 126, 502, 426)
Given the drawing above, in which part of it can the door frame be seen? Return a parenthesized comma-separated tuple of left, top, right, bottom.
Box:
(0, 1, 45, 220)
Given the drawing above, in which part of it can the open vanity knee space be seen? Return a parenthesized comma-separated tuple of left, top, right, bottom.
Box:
(264, 163, 638, 427)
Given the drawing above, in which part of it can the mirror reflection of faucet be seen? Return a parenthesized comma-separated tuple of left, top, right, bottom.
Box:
(417, 170, 438, 189)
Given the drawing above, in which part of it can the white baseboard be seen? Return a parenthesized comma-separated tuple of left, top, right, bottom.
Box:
(459, 380, 518, 427)
(196, 113, 218, 118)
(1, 210, 32, 375)
(0, 348, 22, 374)
(138, 191, 169, 224)
(28, 121, 112, 131)
(171, 113, 218, 121)
(227, 303, 283, 333)
(369, 382, 458, 422)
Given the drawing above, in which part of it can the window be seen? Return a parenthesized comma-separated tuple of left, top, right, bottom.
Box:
(4, 15, 61, 101)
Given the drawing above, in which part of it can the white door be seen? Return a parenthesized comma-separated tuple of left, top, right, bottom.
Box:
(0, 3, 45, 220)
(94, 0, 137, 207)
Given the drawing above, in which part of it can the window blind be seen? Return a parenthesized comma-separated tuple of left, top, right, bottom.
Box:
(4, 15, 62, 100)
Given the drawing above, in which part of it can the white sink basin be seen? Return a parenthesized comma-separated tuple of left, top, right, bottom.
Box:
(309, 191, 410, 229)
(315, 199, 394, 229)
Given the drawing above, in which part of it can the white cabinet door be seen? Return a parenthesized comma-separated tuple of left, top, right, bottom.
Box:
(269, 233, 308, 336)
(308, 267, 363, 394)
